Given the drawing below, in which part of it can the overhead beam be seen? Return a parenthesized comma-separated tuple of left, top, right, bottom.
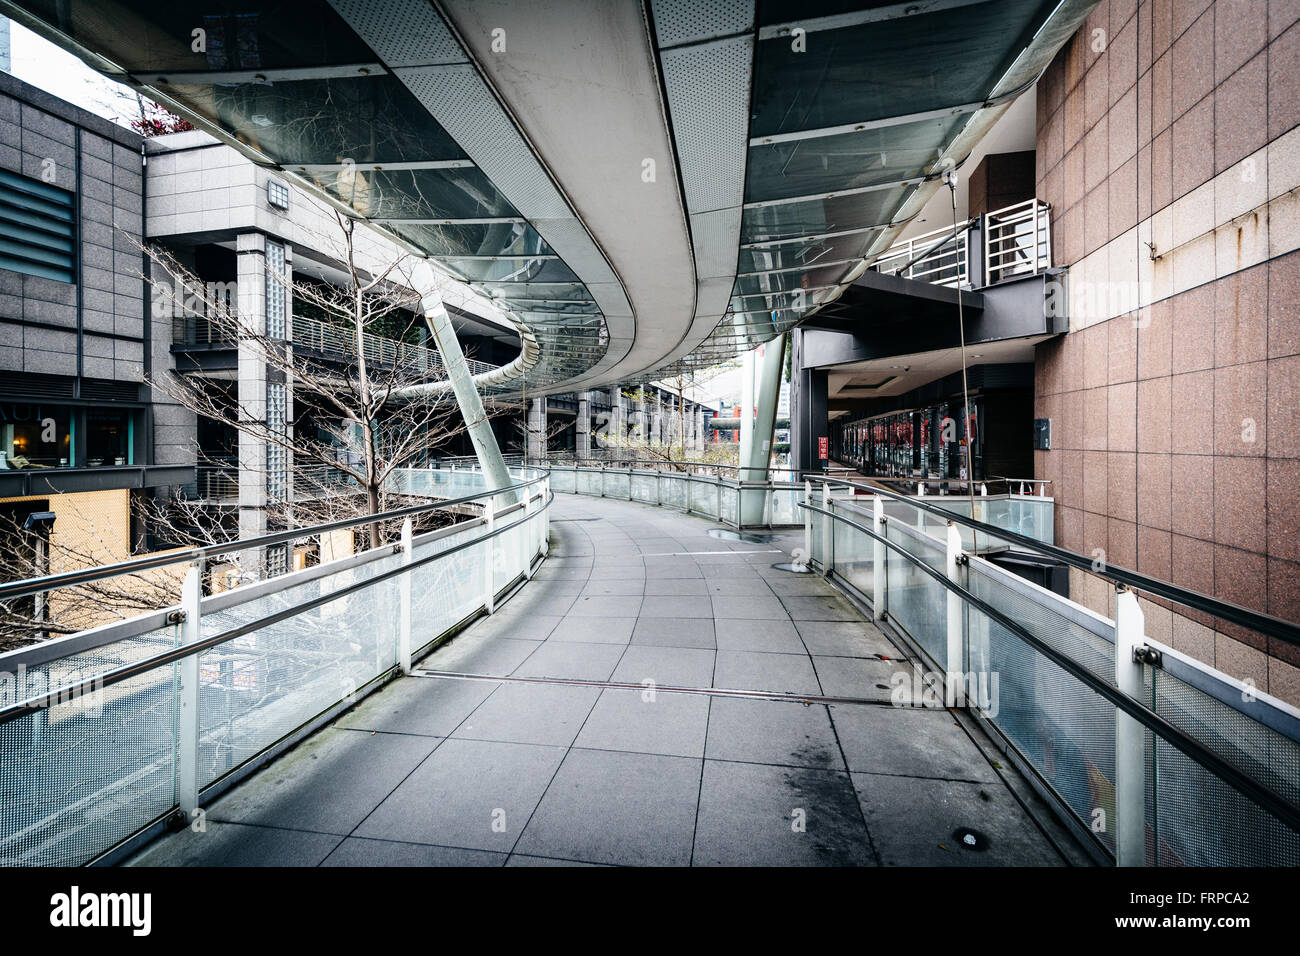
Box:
(758, 0, 989, 40)
(139, 63, 386, 84)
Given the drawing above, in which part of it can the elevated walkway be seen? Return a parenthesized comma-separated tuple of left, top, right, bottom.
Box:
(128, 494, 1075, 867)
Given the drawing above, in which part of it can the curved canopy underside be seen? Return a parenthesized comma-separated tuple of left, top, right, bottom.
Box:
(4, 0, 1096, 395)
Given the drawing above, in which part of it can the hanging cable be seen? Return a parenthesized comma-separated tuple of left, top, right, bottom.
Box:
(945, 169, 979, 554)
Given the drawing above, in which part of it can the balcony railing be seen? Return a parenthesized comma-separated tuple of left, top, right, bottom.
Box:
(0, 467, 549, 866)
(872, 221, 970, 288)
(547, 466, 1300, 866)
(872, 198, 1053, 290)
(985, 198, 1052, 284)
(3, 463, 1296, 868)
(171, 307, 498, 378)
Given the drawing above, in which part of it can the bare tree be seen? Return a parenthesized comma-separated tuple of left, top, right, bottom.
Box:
(143, 212, 503, 552)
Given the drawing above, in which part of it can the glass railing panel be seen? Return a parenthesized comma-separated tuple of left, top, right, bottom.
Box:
(663, 475, 688, 511)
(720, 485, 739, 526)
(829, 499, 873, 604)
(689, 477, 718, 518)
(882, 522, 948, 668)
(548, 466, 576, 493)
(196, 550, 405, 789)
(578, 468, 603, 496)
(630, 473, 657, 504)
(964, 560, 1119, 857)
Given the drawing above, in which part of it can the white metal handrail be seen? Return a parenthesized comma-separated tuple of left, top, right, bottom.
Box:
(984, 197, 1052, 283)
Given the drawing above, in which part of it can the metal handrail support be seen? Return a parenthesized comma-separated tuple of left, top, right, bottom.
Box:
(808, 474, 1300, 650)
(797, 500, 1300, 839)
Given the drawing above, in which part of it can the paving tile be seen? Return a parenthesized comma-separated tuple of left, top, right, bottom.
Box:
(504, 854, 608, 867)
(574, 687, 710, 757)
(852, 774, 1061, 866)
(205, 728, 438, 835)
(513, 749, 701, 866)
(713, 617, 804, 653)
(713, 650, 822, 695)
(704, 577, 777, 596)
(705, 697, 845, 770)
(630, 617, 716, 648)
(795, 621, 900, 658)
(639, 595, 714, 618)
(511, 642, 627, 681)
(830, 705, 999, 782)
(693, 760, 875, 866)
(128, 822, 341, 867)
(643, 577, 710, 595)
(813, 656, 910, 700)
(548, 616, 636, 644)
(337, 675, 498, 737)
(778, 594, 861, 621)
(642, 558, 703, 578)
(581, 579, 644, 596)
(355, 738, 566, 852)
(567, 594, 644, 618)
(710, 594, 789, 620)
(452, 681, 601, 747)
(420, 635, 542, 677)
(469, 613, 563, 642)
(611, 644, 716, 687)
(322, 838, 506, 867)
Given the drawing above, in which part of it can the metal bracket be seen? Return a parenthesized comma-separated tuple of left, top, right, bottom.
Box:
(166, 610, 187, 624)
(955, 553, 969, 567)
(1133, 645, 1163, 668)
(392, 544, 405, 555)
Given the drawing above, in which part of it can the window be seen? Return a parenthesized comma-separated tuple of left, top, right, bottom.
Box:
(0, 169, 75, 283)
(267, 179, 290, 210)
(0, 403, 72, 468)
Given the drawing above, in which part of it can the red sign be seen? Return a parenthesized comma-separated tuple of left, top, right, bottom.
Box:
(818, 436, 829, 460)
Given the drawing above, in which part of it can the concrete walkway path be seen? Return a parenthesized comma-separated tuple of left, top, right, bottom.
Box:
(131, 494, 1075, 867)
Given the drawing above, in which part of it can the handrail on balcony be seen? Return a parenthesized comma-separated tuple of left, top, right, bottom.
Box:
(871, 197, 1053, 290)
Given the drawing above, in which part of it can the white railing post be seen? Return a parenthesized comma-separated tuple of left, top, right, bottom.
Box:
(1114, 586, 1147, 867)
(821, 482, 834, 577)
(177, 560, 202, 819)
(399, 517, 413, 674)
(483, 494, 496, 614)
(541, 477, 550, 556)
(873, 494, 887, 620)
(945, 522, 965, 703)
(803, 479, 812, 564)
(520, 489, 533, 581)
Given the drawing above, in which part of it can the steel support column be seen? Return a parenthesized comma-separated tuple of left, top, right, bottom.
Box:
(416, 276, 513, 496)
(740, 335, 786, 525)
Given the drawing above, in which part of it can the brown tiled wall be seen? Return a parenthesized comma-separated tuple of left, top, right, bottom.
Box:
(1033, 0, 1300, 702)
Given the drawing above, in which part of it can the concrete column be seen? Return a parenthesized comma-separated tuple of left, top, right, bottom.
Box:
(527, 398, 547, 462)
(577, 391, 591, 458)
(606, 386, 623, 453)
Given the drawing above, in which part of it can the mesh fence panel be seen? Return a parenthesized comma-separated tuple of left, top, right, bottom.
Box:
(1143, 667, 1300, 866)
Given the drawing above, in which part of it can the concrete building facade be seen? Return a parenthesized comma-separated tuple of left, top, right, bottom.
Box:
(1032, 0, 1300, 699)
